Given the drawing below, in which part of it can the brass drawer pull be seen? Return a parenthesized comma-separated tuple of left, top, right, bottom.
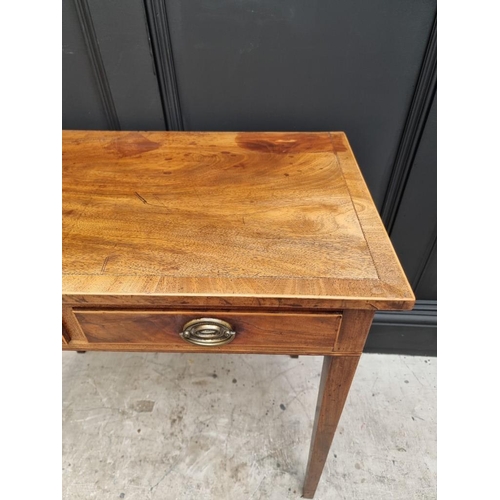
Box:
(179, 318, 236, 346)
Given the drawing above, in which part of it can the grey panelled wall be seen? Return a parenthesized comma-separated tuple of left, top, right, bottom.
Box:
(62, 0, 110, 130)
(86, 0, 166, 130)
(61, 0, 437, 355)
(63, 0, 165, 131)
(366, 94, 437, 355)
(390, 94, 437, 298)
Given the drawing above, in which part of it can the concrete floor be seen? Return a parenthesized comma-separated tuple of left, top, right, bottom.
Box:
(62, 352, 436, 500)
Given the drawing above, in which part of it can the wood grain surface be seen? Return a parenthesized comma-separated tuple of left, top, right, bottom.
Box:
(62, 325, 70, 344)
(62, 131, 414, 310)
(69, 309, 342, 355)
(333, 309, 375, 353)
(303, 356, 361, 498)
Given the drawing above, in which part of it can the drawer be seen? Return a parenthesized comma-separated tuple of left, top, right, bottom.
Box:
(70, 309, 343, 355)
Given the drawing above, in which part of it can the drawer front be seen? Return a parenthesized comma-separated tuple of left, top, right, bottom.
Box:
(70, 309, 343, 355)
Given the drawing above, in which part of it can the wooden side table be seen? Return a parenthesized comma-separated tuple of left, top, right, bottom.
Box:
(62, 131, 414, 498)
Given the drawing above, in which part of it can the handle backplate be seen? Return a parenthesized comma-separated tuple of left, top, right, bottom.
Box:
(179, 318, 236, 346)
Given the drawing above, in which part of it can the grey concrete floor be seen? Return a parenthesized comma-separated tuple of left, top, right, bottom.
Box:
(62, 352, 436, 500)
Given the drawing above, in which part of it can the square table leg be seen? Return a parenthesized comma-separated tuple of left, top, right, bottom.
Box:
(302, 355, 360, 498)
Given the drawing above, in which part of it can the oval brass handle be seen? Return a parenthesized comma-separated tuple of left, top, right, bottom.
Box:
(179, 318, 236, 346)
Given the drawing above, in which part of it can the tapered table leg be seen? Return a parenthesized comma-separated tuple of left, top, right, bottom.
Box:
(302, 355, 360, 498)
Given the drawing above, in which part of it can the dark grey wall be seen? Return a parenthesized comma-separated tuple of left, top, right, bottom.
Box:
(370, 93, 436, 355)
(63, 0, 110, 129)
(63, 0, 165, 130)
(62, 0, 437, 355)
(391, 94, 437, 299)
